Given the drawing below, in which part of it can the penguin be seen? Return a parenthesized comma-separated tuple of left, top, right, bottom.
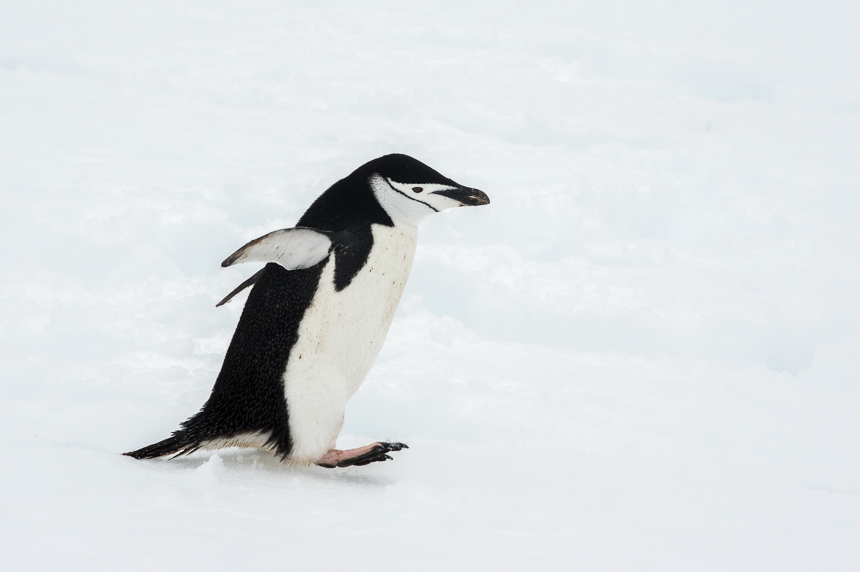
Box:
(125, 154, 490, 468)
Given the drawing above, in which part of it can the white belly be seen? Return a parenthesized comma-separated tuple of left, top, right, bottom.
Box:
(283, 222, 417, 464)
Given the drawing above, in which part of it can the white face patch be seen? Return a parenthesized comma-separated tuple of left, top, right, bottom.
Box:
(370, 174, 466, 226)
(385, 179, 460, 196)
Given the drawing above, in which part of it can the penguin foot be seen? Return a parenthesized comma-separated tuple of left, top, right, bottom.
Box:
(317, 442, 408, 468)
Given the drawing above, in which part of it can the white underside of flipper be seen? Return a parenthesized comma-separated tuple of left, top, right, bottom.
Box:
(282, 222, 417, 465)
(222, 227, 332, 270)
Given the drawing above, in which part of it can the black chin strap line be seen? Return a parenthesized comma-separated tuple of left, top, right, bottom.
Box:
(384, 178, 439, 212)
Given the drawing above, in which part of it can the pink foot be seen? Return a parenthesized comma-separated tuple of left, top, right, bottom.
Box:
(317, 442, 408, 468)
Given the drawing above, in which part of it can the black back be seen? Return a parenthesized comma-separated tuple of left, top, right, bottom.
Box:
(160, 154, 450, 458)
(177, 262, 323, 456)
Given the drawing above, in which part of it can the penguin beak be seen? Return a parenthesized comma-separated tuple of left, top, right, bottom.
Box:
(430, 187, 491, 206)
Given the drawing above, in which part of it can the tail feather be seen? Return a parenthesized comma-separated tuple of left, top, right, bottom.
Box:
(123, 434, 201, 460)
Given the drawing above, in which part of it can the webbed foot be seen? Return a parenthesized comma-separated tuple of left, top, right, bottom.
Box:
(317, 442, 408, 468)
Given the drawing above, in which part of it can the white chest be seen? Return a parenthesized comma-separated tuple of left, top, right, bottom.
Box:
(282, 222, 417, 462)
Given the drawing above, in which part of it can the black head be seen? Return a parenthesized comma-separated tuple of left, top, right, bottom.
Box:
(299, 154, 489, 230)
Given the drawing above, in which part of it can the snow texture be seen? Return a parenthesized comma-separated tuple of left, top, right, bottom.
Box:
(2, 1, 859, 570)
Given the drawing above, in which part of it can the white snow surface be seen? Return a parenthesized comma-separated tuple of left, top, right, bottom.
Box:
(2, 1, 860, 570)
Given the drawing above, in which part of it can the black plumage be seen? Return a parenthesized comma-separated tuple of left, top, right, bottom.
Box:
(125, 154, 456, 460)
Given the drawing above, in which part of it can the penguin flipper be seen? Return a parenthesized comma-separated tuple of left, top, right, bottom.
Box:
(123, 434, 200, 460)
(221, 227, 332, 271)
(216, 267, 266, 307)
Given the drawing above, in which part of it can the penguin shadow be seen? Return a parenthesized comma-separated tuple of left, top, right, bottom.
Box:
(161, 448, 398, 488)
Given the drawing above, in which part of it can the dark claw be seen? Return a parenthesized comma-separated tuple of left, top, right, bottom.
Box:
(380, 442, 408, 452)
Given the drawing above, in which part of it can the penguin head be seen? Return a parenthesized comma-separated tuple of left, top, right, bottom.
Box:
(365, 154, 490, 226)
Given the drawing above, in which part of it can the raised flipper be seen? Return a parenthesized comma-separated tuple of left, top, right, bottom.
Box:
(217, 227, 333, 307)
(216, 267, 266, 307)
(221, 227, 333, 270)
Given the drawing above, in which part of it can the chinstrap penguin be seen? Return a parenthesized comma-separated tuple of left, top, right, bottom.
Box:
(125, 154, 489, 468)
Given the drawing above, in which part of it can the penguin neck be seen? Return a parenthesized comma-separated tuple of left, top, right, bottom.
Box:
(298, 175, 394, 231)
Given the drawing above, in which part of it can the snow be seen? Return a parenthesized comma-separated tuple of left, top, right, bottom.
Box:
(2, 0, 860, 569)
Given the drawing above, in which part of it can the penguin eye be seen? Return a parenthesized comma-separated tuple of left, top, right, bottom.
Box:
(412, 187, 423, 193)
